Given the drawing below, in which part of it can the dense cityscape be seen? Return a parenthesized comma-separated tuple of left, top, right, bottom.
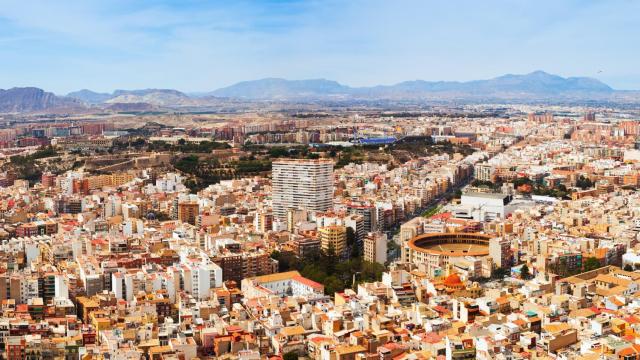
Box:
(0, 104, 637, 359)
(2, 1, 640, 359)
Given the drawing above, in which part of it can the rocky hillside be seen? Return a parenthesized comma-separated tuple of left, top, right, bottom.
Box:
(0, 87, 84, 113)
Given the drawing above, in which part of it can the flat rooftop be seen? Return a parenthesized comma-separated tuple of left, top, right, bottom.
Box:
(462, 192, 510, 200)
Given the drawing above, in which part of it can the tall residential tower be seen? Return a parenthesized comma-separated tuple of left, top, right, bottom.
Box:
(272, 159, 333, 222)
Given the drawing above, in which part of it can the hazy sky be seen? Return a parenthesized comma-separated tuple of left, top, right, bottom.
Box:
(0, 0, 638, 93)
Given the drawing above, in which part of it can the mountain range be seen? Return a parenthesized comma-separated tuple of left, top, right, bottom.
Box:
(0, 71, 633, 113)
(209, 71, 615, 100)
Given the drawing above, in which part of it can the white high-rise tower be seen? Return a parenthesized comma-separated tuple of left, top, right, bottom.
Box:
(272, 159, 333, 221)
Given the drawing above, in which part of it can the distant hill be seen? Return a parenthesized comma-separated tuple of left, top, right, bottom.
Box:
(0, 87, 83, 113)
(106, 90, 191, 106)
(67, 89, 112, 104)
(210, 78, 351, 99)
(209, 71, 615, 100)
(68, 88, 191, 106)
(112, 89, 186, 97)
(480, 71, 612, 93)
(105, 102, 156, 112)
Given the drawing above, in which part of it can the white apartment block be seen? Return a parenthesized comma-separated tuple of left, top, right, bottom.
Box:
(180, 262, 223, 301)
(364, 232, 388, 265)
(272, 159, 333, 221)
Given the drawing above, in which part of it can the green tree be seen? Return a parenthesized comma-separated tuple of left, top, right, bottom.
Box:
(576, 175, 593, 190)
(453, 189, 463, 199)
(491, 267, 509, 279)
(30, 146, 58, 159)
(422, 205, 442, 218)
(269, 147, 289, 158)
(321, 244, 339, 274)
(346, 227, 360, 258)
(175, 155, 199, 173)
(350, 244, 361, 258)
(301, 263, 327, 284)
(323, 275, 344, 296)
(270, 251, 299, 272)
(183, 179, 200, 194)
(283, 352, 298, 360)
(154, 212, 171, 222)
(520, 264, 531, 279)
(513, 177, 532, 187)
(583, 257, 602, 272)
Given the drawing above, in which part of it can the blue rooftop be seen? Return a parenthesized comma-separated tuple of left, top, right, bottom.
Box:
(358, 137, 397, 145)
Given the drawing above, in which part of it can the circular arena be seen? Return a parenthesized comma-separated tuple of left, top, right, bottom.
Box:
(408, 232, 491, 257)
(404, 233, 492, 276)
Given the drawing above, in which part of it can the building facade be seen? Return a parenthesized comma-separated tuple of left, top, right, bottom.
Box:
(272, 159, 333, 221)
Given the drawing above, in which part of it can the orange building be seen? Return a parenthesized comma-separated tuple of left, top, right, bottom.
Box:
(178, 201, 199, 225)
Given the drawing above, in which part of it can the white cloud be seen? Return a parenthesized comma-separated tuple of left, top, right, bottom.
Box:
(0, 0, 638, 92)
